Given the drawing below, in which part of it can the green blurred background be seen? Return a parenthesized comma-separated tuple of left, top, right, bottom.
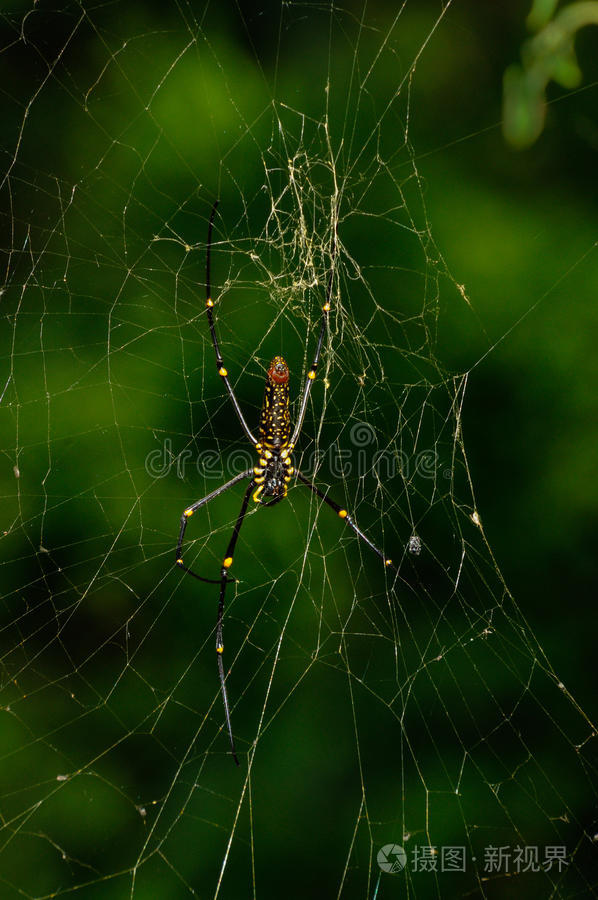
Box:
(1, 1, 597, 897)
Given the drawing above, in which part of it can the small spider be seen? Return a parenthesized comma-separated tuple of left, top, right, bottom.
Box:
(176, 202, 396, 765)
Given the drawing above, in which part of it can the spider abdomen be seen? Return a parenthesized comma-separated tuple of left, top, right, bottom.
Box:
(259, 356, 291, 450)
(252, 356, 293, 505)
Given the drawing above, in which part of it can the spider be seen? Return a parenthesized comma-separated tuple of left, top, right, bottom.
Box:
(176, 201, 396, 765)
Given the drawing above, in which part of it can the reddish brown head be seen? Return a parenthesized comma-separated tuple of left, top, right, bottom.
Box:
(268, 356, 289, 385)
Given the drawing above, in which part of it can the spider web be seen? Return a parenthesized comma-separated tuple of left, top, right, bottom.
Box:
(1, 2, 597, 898)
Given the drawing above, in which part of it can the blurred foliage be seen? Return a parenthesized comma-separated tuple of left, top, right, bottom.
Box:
(503, 0, 598, 147)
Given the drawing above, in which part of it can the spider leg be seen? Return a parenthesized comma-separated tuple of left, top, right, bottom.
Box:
(290, 212, 338, 448)
(216, 478, 256, 766)
(205, 201, 258, 446)
(176, 469, 253, 583)
(296, 470, 396, 572)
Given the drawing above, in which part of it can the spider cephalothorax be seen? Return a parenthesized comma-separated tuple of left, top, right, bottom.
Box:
(175, 201, 395, 765)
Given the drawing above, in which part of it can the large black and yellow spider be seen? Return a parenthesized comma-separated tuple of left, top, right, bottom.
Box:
(176, 201, 396, 765)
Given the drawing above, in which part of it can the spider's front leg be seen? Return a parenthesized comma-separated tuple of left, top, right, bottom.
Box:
(204, 200, 257, 447)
